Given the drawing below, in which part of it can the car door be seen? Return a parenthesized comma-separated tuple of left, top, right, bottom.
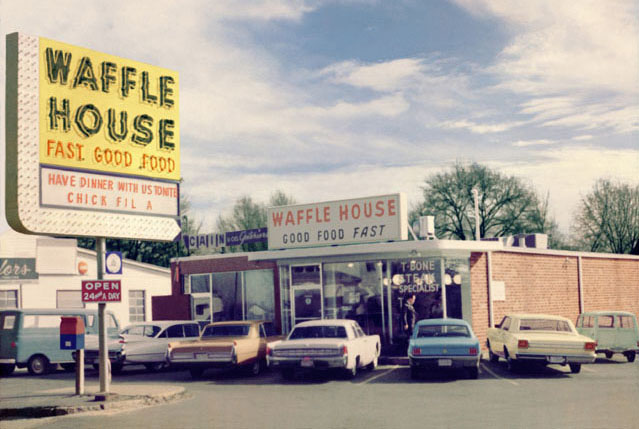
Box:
(595, 315, 615, 350)
(492, 316, 512, 354)
(616, 315, 638, 351)
(354, 323, 373, 365)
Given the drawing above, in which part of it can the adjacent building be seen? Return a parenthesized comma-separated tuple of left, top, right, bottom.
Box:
(0, 229, 171, 325)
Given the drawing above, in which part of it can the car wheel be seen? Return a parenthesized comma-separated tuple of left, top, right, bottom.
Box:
(190, 367, 205, 379)
(410, 366, 420, 380)
(505, 350, 518, 373)
(467, 366, 479, 379)
(111, 363, 124, 374)
(488, 342, 499, 363)
(569, 363, 581, 374)
(367, 355, 378, 370)
(0, 364, 16, 376)
(28, 355, 50, 376)
(248, 360, 262, 376)
(282, 368, 295, 380)
(605, 351, 613, 359)
(345, 359, 358, 379)
(144, 362, 165, 372)
(624, 352, 636, 363)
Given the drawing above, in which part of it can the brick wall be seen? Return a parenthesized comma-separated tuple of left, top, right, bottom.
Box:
(582, 258, 639, 315)
(470, 252, 490, 347)
(470, 251, 638, 349)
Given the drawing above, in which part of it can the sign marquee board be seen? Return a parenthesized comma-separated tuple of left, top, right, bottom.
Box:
(5, 33, 180, 241)
(81, 279, 122, 303)
(267, 193, 408, 250)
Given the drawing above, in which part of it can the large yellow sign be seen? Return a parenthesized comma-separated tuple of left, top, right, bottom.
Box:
(39, 37, 180, 181)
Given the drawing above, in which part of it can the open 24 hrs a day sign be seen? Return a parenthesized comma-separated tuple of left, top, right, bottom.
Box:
(81, 280, 122, 303)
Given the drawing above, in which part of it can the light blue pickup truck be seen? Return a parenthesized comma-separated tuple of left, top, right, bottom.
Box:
(576, 311, 638, 362)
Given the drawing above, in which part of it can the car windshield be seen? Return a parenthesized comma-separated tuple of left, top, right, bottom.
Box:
(519, 319, 572, 332)
(417, 324, 470, 338)
(202, 325, 250, 338)
(289, 326, 348, 339)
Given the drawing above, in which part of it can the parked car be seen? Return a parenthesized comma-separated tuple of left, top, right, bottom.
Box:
(0, 308, 120, 376)
(407, 318, 481, 379)
(167, 320, 282, 378)
(486, 314, 596, 373)
(266, 319, 380, 380)
(576, 311, 638, 362)
(119, 321, 201, 371)
(80, 330, 127, 373)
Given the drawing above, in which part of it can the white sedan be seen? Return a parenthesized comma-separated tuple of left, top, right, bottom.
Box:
(119, 321, 200, 370)
(267, 319, 380, 379)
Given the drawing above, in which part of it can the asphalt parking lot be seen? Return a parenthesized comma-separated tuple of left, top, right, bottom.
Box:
(1, 355, 638, 429)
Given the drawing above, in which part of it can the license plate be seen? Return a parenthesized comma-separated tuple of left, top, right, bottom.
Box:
(548, 356, 565, 364)
(300, 357, 314, 368)
(438, 359, 453, 367)
(195, 353, 207, 360)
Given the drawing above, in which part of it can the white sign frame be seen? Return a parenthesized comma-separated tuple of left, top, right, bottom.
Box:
(5, 33, 180, 241)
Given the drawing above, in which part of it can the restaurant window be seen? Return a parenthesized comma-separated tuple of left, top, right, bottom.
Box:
(129, 290, 146, 322)
(211, 270, 275, 323)
(322, 261, 384, 336)
(56, 290, 84, 309)
(0, 290, 18, 309)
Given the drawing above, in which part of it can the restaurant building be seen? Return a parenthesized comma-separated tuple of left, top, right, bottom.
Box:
(153, 194, 639, 351)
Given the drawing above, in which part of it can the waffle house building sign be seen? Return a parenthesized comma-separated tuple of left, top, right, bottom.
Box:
(6, 33, 180, 240)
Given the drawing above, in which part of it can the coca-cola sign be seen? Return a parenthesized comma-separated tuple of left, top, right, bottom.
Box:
(0, 258, 38, 280)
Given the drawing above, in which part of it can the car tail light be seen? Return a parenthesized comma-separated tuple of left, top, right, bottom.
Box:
(10, 341, 16, 348)
(412, 347, 421, 356)
(518, 340, 529, 349)
(584, 342, 596, 351)
(266, 345, 272, 357)
(469, 347, 478, 356)
(341, 345, 348, 356)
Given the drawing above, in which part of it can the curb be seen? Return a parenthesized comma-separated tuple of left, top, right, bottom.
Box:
(0, 388, 187, 420)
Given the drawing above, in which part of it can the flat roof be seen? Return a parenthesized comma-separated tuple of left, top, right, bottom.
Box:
(172, 238, 639, 264)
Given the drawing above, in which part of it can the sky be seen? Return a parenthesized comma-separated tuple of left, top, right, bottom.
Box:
(1, 0, 638, 237)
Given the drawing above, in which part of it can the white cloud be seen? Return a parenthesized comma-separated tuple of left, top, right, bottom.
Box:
(441, 119, 522, 134)
(454, 0, 639, 133)
(321, 58, 426, 92)
(497, 146, 639, 231)
(512, 139, 556, 147)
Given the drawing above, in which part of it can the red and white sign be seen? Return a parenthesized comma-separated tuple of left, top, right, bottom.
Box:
(41, 167, 178, 217)
(81, 279, 122, 302)
(267, 193, 408, 249)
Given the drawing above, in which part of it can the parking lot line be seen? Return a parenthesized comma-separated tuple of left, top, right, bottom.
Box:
(480, 363, 519, 386)
(358, 365, 400, 384)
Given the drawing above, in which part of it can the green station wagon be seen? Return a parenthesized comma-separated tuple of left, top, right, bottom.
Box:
(576, 311, 638, 362)
(0, 308, 120, 376)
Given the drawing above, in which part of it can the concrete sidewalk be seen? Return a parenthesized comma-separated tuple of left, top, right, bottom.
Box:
(0, 382, 186, 420)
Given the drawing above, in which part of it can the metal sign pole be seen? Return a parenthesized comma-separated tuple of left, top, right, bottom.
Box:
(96, 237, 109, 395)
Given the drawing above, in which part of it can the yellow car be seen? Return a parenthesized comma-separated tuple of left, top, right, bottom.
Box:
(486, 314, 596, 373)
(167, 320, 282, 378)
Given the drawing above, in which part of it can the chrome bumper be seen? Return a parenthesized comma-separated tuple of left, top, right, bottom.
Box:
(268, 355, 348, 369)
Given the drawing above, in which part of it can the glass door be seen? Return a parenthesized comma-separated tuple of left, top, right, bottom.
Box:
(290, 264, 322, 326)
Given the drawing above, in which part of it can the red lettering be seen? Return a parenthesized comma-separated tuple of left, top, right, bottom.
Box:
(285, 211, 295, 226)
(364, 202, 372, 218)
(388, 199, 396, 216)
(324, 206, 331, 222)
(271, 211, 284, 226)
(375, 200, 385, 216)
(339, 204, 348, 221)
(352, 203, 361, 219)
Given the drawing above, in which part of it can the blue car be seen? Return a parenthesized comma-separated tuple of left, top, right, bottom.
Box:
(408, 318, 481, 379)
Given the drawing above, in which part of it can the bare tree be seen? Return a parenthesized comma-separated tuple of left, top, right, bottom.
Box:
(411, 163, 559, 242)
(572, 179, 639, 254)
(217, 191, 297, 252)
